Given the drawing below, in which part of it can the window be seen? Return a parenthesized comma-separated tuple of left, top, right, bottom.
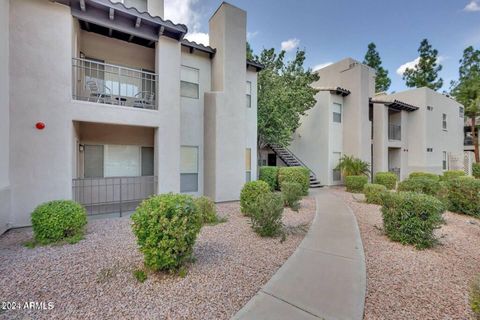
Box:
(427, 148, 433, 152)
(245, 148, 252, 182)
(180, 66, 199, 99)
(83, 144, 153, 178)
(180, 146, 199, 192)
(333, 103, 342, 123)
(460, 107, 464, 118)
(442, 113, 447, 130)
(332, 152, 341, 181)
(427, 106, 434, 111)
(104, 145, 141, 177)
(84, 145, 104, 178)
(443, 151, 448, 170)
(246, 81, 252, 108)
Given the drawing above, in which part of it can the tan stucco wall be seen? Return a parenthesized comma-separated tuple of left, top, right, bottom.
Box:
(9, 0, 74, 227)
(0, 0, 10, 234)
(80, 31, 155, 70)
(372, 87, 464, 178)
(205, 3, 247, 202)
(290, 58, 375, 186)
(180, 47, 211, 196)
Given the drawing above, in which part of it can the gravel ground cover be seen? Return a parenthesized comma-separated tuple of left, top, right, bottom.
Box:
(0, 197, 315, 320)
(331, 187, 480, 320)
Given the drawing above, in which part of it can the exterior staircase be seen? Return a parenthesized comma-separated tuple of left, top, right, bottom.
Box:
(269, 144, 323, 188)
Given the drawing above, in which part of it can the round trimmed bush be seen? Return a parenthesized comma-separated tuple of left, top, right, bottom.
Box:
(250, 192, 284, 237)
(397, 177, 441, 196)
(278, 167, 310, 196)
(363, 183, 387, 205)
(409, 172, 440, 181)
(345, 175, 368, 193)
(281, 181, 303, 211)
(441, 170, 465, 181)
(31, 200, 87, 245)
(447, 177, 480, 217)
(240, 180, 271, 216)
(473, 163, 480, 179)
(373, 172, 397, 190)
(259, 166, 279, 191)
(381, 192, 445, 249)
(131, 193, 202, 272)
(194, 196, 217, 224)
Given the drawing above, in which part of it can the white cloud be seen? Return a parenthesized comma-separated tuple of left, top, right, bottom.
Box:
(396, 57, 420, 76)
(464, 0, 480, 11)
(313, 62, 333, 71)
(247, 31, 259, 40)
(281, 38, 300, 52)
(164, 0, 202, 30)
(184, 32, 209, 45)
(396, 56, 446, 76)
(165, 0, 210, 45)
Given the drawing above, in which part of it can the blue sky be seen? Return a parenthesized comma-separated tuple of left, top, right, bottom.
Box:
(165, 0, 480, 93)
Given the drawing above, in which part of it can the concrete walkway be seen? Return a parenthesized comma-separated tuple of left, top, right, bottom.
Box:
(233, 188, 366, 320)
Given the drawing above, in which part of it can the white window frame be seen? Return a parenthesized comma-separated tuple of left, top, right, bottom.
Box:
(442, 151, 448, 171)
(246, 81, 252, 108)
(333, 103, 342, 123)
(180, 146, 199, 192)
(442, 113, 447, 130)
(180, 65, 199, 99)
(245, 148, 252, 182)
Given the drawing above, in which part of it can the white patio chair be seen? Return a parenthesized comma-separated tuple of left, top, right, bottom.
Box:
(86, 80, 112, 104)
(133, 91, 155, 109)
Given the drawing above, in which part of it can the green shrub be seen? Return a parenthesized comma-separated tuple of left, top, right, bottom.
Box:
(31, 200, 87, 245)
(345, 175, 368, 193)
(194, 196, 218, 224)
(408, 172, 440, 181)
(363, 184, 387, 205)
(250, 192, 284, 237)
(278, 167, 310, 196)
(381, 192, 445, 249)
(133, 269, 147, 283)
(131, 193, 201, 272)
(473, 163, 480, 179)
(447, 177, 480, 217)
(470, 275, 480, 319)
(259, 166, 279, 191)
(240, 181, 271, 216)
(397, 177, 441, 196)
(373, 172, 397, 190)
(441, 170, 465, 181)
(281, 182, 303, 211)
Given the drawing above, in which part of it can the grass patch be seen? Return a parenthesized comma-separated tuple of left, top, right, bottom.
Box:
(133, 269, 147, 283)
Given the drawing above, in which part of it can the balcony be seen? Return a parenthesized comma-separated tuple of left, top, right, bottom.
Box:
(388, 124, 401, 141)
(72, 58, 157, 110)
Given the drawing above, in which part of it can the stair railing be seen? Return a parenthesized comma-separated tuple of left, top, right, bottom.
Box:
(269, 144, 318, 181)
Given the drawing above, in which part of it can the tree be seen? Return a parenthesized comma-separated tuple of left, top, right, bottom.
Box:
(254, 48, 319, 148)
(246, 42, 254, 60)
(336, 155, 370, 177)
(363, 42, 391, 93)
(450, 46, 480, 161)
(403, 39, 443, 91)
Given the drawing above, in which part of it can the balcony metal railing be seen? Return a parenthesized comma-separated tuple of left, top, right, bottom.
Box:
(72, 58, 157, 110)
(388, 124, 401, 141)
(72, 176, 157, 216)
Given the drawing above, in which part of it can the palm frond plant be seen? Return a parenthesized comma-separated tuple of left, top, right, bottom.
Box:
(336, 155, 371, 177)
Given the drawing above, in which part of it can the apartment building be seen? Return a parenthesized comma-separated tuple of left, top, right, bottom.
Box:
(0, 0, 260, 234)
(262, 58, 464, 186)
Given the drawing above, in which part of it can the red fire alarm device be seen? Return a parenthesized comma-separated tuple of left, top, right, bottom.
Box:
(35, 122, 45, 130)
